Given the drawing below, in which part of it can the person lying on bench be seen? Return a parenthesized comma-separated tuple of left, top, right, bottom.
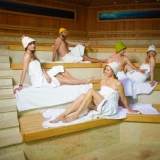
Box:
(14, 36, 94, 93)
(125, 45, 157, 87)
(52, 28, 108, 63)
(50, 62, 139, 123)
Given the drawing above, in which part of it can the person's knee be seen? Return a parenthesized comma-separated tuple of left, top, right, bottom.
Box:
(79, 94, 85, 100)
(82, 55, 89, 61)
(88, 88, 94, 94)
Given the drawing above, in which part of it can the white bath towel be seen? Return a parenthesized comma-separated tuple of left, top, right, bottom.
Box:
(117, 71, 134, 97)
(15, 83, 92, 112)
(28, 60, 64, 88)
(126, 63, 150, 83)
(42, 103, 159, 128)
(117, 71, 157, 99)
(61, 45, 84, 62)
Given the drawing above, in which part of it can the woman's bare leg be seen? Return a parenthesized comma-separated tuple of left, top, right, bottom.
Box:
(61, 70, 75, 80)
(83, 55, 108, 63)
(63, 88, 104, 122)
(56, 76, 94, 85)
(50, 94, 85, 123)
(124, 64, 134, 72)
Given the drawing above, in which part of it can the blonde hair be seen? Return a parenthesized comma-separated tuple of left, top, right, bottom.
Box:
(103, 65, 118, 79)
(145, 51, 156, 63)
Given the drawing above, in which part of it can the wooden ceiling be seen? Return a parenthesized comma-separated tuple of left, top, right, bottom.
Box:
(51, 0, 160, 7)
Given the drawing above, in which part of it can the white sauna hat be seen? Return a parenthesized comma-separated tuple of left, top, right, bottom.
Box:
(22, 36, 36, 49)
(107, 62, 119, 76)
(147, 45, 156, 53)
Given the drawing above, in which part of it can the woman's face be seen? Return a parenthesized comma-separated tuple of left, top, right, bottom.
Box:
(27, 41, 36, 51)
(104, 66, 114, 77)
(148, 51, 156, 57)
(118, 49, 126, 55)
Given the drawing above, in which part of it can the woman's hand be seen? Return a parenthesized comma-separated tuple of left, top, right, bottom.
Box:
(139, 69, 147, 73)
(14, 86, 23, 94)
(45, 74, 52, 83)
(128, 109, 141, 114)
(150, 81, 155, 87)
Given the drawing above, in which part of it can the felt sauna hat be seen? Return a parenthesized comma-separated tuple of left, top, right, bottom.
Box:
(59, 28, 68, 34)
(115, 41, 127, 53)
(107, 62, 119, 76)
(22, 36, 36, 49)
(147, 45, 156, 53)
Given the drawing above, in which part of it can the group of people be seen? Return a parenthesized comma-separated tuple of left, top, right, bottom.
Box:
(14, 27, 157, 123)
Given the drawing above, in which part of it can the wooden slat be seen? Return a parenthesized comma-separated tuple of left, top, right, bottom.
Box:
(19, 114, 120, 142)
(11, 63, 103, 69)
(123, 114, 160, 123)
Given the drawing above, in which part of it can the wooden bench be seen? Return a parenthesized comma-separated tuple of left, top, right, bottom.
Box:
(11, 62, 160, 70)
(19, 104, 160, 142)
(7, 45, 160, 53)
(1, 40, 160, 48)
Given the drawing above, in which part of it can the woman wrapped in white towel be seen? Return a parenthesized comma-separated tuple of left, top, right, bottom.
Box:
(125, 45, 156, 87)
(14, 36, 94, 93)
(50, 62, 139, 123)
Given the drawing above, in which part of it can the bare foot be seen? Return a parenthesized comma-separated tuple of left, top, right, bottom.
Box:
(62, 114, 78, 123)
(85, 76, 94, 84)
(101, 59, 108, 63)
(50, 114, 65, 123)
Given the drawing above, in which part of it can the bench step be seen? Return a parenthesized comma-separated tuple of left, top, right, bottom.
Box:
(0, 76, 12, 86)
(0, 55, 10, 63)
(0, 98, 16, 107)
(0, 151, 26, 160)
(0, 69, 12, 77)
(19, 104, 160, 142)
(0, 132, 23, 148)
(0, 105, 17, 113)
(0, 88, 13, 96)
(0, 111, 19, 129)
(0, 62, 10, 69)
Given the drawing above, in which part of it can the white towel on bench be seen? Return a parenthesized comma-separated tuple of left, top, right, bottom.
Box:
(42, 103, 160, 128)
(117, 71, 157, 99)
(15, 83, 92, 112)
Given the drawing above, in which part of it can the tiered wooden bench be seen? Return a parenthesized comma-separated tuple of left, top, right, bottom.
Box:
(19, 104, 160, 142)
(7, 45, 160, 53)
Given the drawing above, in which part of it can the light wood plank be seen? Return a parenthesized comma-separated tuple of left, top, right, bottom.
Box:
(19, 104, 160, 142)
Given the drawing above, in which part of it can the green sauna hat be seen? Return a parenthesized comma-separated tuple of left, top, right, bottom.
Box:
(115, 41, 127, 53)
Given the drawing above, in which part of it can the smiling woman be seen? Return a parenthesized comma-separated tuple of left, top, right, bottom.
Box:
(0, 0, 75, 20)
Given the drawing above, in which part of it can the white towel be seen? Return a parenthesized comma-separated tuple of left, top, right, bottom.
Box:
(28, 60, 64, 88)
(117, 71, 134, 97)
(117, 71, 157, 99)
(42, 103, 159, 128)
(61, 45, 84, 62)
(15, 83, 93, 112)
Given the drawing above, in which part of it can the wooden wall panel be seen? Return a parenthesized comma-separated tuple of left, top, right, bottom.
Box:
(0, 0, 87, 38)
(87, 4, 160, 39)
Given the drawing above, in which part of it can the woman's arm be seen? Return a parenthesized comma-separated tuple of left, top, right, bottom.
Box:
(149, 56, 156, 87)
(42, 68, 52, 83)
(118, 82, 140, 113)
(126, 57, 145, 73)
(14, 54, 30, 93)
